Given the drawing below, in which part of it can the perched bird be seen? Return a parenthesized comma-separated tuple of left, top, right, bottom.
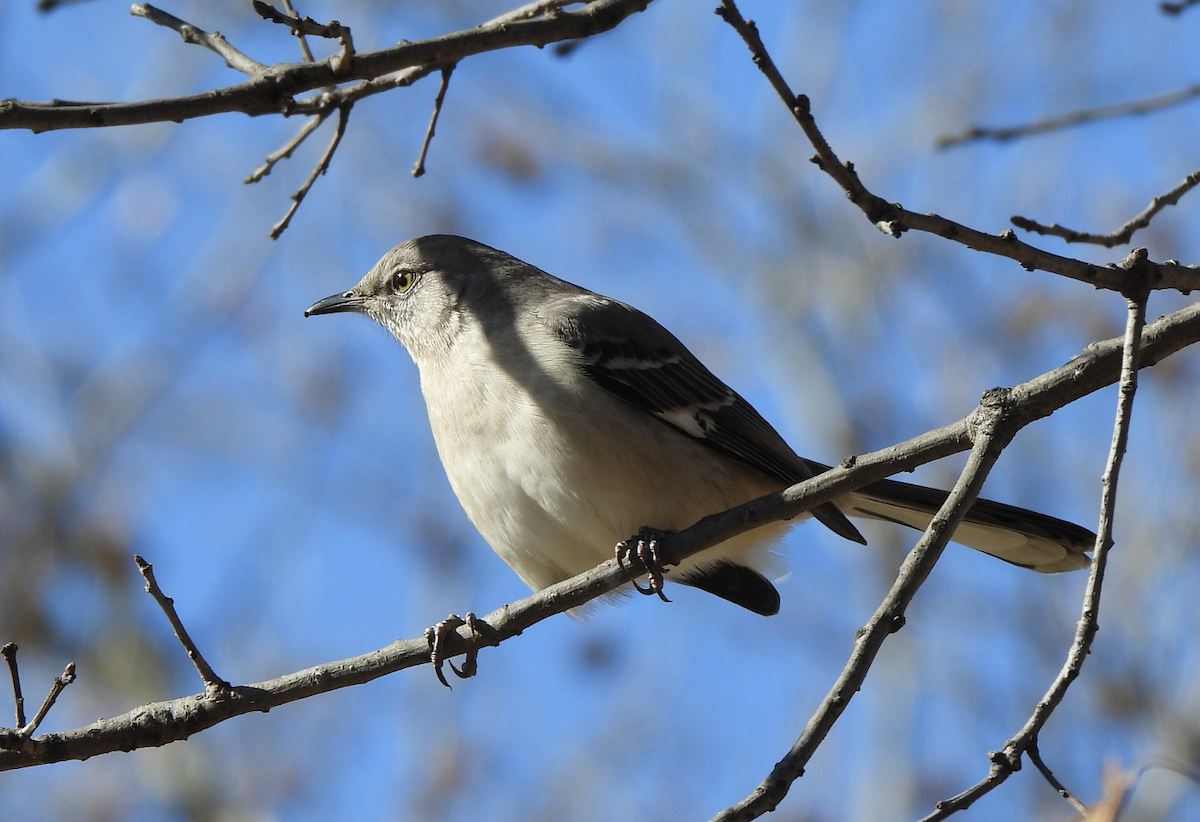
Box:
(306, 235, 1093, 617)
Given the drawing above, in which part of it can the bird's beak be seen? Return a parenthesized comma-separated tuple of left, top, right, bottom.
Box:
(304, 291, 367, 317)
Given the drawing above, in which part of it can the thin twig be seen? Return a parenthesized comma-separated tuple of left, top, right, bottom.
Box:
(1012, 169, 1200, 248)
(135, 555, 230, 694)
(245, 109, 330, 183)
(130, 4, 266, 76)
(918, 263, 1151, 821)
(243, 2, 608, 227)
(714, 0, 1200, 295)
(18, 663, 75, 738)
(280, 0, 316, 63)
(1027, 740, 1089, 816)
(0, 644, 25, 730)
(714, 2, 890, 230)
(252, 1, 354, 75)
(412, 67, 455, 178)
(937, 83, 1200, 148)
(270, 102, 352, 239)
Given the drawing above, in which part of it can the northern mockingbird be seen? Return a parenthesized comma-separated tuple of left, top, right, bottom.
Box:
(306, 235, 1093, 618)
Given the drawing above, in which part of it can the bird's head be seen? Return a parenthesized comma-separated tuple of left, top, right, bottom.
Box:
(305, 235, 516, 359)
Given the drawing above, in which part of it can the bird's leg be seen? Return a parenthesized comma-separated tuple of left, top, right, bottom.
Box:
(615, 527, 673, 603)
(424, 611, 483, 688)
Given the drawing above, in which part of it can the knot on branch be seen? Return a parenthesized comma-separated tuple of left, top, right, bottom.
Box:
(986, 748, 1021, 778)
(1114, 246, 1156, 298)
(965, 387, 1013, 446)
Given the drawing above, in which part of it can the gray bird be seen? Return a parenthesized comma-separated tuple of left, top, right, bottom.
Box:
(306, 235, 1093, 617)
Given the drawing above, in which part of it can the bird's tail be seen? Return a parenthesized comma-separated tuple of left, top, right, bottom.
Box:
(844, 476, 1095, 572)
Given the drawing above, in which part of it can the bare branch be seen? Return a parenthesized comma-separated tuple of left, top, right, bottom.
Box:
(244, 109, 330, 183)
(135, 555, 230, 695)
(0, 644, 25, 730)
(18, 664, 75, 740)
(1012, 169, 1200, 248)
(937, 83, 1200, 148)
(713, 391, 1020, 822)
(268, 102, 351, 239)
(412, 66, 455, 178)
(252, 1, 355, 76)
(918, 272, 1151, 821)
(0, 0, 652, 133)
(0, 297, 1196, 772)
(130, 3, 267, 76)
(289, 64, 442, 118)
(715, 1, 1200, 295)
(280, 0, 316, 63)
(1027, 741, 1089, 816)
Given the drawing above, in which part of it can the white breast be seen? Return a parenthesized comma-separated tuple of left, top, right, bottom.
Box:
(416, 318, 795, 592)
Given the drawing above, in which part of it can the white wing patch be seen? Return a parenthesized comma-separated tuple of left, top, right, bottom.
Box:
(655, 407, 715, 438)
(598, 352, 681, 370)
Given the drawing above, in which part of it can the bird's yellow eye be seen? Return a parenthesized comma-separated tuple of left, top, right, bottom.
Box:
(391, 270, 416, 292)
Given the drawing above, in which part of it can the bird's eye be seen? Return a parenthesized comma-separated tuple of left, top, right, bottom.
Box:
(391, 270, 416, 292)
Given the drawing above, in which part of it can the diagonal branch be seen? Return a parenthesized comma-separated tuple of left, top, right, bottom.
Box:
(252, 1, 355, 76)
(714, 1, 1200, 296)
(16, 664, 76, 741)
(918, 279, 1151, 821)
(1027, 741, 1089, 816)
(131, 3, 267, 76)
(937, 83, 1200, 148)
(411, 66, 455, 178)
(712, 390, 1021, 822)
(135, 556, 230, 695)
(279, 0, 316, 63)
(244, 108, 330, 183)
(1012, 169, 1200, 248)
(0, 298, 1197, 772)
(268, 102, 351, 239)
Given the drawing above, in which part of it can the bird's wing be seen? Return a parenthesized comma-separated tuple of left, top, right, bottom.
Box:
(551, 295, 865, 544)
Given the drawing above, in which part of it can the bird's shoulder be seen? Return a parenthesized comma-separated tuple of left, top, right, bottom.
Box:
(537, 288, 815, 487)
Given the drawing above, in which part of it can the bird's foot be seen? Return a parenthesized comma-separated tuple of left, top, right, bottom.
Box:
(615, 527, 673, 603)
(424, 611, 484, 689)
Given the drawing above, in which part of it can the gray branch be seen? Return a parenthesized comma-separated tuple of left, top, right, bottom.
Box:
(131, 4, 267, 76)
(2, 296, 1198, 772)
(0, 0, 652, 132)
(715, 1, 1200, 296)
(918, 278, 1151, 821)
(1012, 169, 1200, 248)
(937, 83, 1200, 148)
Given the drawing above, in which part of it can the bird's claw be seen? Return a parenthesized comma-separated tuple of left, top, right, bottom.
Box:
(424, 611, 483, 689)
(615, 527, 672, 603)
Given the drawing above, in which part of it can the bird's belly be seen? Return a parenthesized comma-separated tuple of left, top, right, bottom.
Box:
(422, 360, 792, 592)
